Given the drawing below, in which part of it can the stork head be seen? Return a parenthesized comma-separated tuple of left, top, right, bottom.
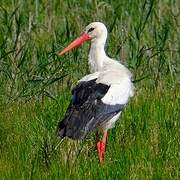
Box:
(58, 22, 107, 56)
(84, 22, 107, 41)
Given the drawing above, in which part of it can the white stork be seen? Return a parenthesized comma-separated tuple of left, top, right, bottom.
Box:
(57, 22, 134, 162)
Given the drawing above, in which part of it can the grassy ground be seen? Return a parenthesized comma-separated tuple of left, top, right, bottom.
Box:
(0, 0, 179, 179)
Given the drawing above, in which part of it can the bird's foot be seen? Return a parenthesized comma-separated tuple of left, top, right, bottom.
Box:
(97, 140, 105, 162)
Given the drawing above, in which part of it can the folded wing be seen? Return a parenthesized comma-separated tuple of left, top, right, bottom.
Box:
(57, 78, 124, 139)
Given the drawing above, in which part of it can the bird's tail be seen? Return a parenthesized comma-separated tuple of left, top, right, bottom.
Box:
(57, 120, 66, 138)
(56, 114, 91, 140)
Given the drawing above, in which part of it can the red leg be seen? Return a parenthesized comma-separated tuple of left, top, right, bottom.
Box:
(96, 130, 108, 162)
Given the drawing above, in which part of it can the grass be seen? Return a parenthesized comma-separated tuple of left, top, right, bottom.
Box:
(0, 0, 179, 179)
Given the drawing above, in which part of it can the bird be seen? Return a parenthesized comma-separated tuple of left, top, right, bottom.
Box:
(57, 22, 134, 162)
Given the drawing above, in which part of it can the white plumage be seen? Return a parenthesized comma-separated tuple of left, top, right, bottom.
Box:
(78, 22, 134, 129)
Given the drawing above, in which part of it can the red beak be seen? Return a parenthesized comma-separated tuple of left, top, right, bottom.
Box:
(58, 33, 91, 56)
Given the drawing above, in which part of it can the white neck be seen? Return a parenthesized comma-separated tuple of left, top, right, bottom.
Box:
(88, 36, 107, 73)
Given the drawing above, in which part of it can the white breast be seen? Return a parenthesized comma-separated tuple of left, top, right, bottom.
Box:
(78, 72, 100, 82)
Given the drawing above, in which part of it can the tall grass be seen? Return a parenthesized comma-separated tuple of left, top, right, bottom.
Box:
(0, 0, 179, 179)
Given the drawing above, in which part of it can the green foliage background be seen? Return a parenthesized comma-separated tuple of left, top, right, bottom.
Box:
(0, 0, 179, 179)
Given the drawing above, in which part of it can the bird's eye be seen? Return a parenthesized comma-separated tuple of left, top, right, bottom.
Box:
(88, 27, 95, 33)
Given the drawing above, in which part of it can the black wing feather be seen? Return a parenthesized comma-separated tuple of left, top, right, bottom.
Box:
(57, 79, 124, 139)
